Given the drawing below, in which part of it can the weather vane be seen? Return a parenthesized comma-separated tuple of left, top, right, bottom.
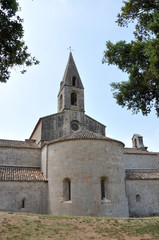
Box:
(67, 46, 74, 52)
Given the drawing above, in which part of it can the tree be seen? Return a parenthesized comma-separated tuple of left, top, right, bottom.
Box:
(0, 0, 39, 83)
(102, 0, 159, 116)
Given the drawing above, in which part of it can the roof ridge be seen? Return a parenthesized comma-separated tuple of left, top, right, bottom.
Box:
(46, 129, 124, 146)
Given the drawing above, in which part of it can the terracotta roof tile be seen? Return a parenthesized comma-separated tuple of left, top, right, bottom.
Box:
(0, 139, 39, 149)
(126, 169, 159, 180)
(124, 148, 158, 155)
(62, 130, 107, 140)
(0, 166, 45, 181)
(47, 130, 124, 145)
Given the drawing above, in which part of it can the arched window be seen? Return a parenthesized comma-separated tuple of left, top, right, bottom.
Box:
(72, 76, 77, 86)
(101, 177, 108, 200)
(136, 194, 141, 202)
(71, 92, 77, 106)
(63, 178, 71, 201)
(60, 94, 63, 110)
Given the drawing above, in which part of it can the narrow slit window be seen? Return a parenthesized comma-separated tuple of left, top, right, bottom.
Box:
(71, 92, 77, 106)
(68, 180, 71, 201)
(101, 179, 105, 200)
(72, 76, 77, 86)
(63, 178, 71, 201)
(22, 198, 25, 208)
(60, 94, 63, 109)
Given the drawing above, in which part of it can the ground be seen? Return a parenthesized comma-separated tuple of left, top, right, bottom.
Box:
(0, 211, 159, 240)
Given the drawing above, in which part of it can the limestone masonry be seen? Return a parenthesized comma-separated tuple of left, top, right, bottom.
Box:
(0, 53, 159, 217)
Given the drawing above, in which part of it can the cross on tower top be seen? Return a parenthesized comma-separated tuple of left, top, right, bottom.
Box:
(67, 46, 74, 52)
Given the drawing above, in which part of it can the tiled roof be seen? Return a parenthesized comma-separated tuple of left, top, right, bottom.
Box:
(126, 169, 159, 180)
(47, 130, 124, 145)
(0, 166, 45, 181)
(60, 130, 107, 140)
(124, 148, 158, 155)
(0, 139, 39, 149)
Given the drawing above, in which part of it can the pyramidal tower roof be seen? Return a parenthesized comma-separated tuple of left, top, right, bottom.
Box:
(60, 52, 84, 91)
(57, 52, 85, 112)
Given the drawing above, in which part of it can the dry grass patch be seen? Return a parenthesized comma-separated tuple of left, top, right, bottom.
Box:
(0, 211, 159, 240)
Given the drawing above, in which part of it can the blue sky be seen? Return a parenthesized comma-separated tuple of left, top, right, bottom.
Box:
(0, 0, 158, 151)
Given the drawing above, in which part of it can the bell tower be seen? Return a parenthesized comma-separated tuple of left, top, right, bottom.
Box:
(132, 134, 147, 151)
(58, 52, 84, 112)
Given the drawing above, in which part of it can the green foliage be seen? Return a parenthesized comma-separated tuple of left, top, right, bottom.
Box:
(0, 0, 39, 83)
(103, 0, 159, 116)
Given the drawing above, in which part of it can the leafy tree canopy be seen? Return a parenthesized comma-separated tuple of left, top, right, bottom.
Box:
(0, 0, 39, 82)
(102, 0, 159, 116)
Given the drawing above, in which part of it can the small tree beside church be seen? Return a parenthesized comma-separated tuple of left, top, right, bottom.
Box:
(0, 0, 39, 83)
(103, 0, 159, 116)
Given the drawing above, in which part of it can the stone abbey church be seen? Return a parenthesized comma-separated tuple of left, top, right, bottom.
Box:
(0, 53, 159, 217)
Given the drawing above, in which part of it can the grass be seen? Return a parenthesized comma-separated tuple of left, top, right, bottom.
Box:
(0, 211, 159, 239)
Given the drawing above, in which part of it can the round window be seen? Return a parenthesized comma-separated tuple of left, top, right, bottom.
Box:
(71, 122, 79, 131)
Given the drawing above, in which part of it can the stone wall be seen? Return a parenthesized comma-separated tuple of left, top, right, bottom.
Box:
(0, 181, 47, 214)
(30, 121, 42, 145)
(126, 179, 159, 217)
(41, 112, 65, 141)
(85, 115, 105, 136)
(58, 86, 85, 112)
(124, 153, 158, 169)
(41, 145, 48, 179)
(0, 147, 41, 167)
(47, 138, 128, 217)
(38, 111, 105, 143)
